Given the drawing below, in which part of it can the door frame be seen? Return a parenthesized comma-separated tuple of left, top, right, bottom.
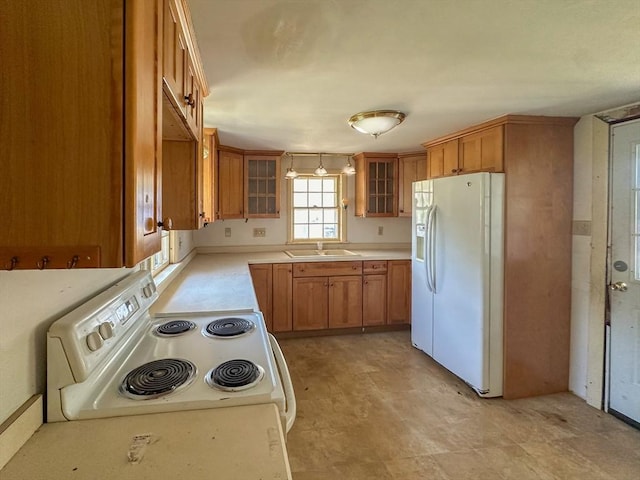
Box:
(604, 117, 640, 426)
(580, 110, 640, 412)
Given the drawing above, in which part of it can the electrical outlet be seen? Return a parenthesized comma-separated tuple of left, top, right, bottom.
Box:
(378, 226, 384, 236)
(253, 228, 266, 238)
(224, 227, 231, 237)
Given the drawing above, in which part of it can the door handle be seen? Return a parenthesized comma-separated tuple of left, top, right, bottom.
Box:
(609, 281, 628, 292)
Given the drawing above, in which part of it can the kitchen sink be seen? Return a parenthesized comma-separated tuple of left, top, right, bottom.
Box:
(284, 249, 359, 258)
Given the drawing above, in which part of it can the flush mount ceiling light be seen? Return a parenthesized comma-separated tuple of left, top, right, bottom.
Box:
(284, 154, 298, 179)
(348, 110, 406, 138)
(314, 153, 328, 176)
(342, 156, 356, 175)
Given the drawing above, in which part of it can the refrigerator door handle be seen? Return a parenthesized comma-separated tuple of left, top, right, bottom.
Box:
(428, 205, 437, 292)
(425, 205, 436, 293)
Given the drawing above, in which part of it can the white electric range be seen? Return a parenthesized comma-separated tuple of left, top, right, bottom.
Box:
(46, 271, 296, 433)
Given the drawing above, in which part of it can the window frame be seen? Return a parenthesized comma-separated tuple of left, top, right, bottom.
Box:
(288, 174, 345, 244)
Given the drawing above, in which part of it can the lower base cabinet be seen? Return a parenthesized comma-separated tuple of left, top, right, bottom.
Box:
(292, 277, 329, 330)
(328, 276, 363, 328)
(249, 258, 410, 334)
(363, 274, 387, 326)
(387, 260, 411, 324)
(272, 263, 293, 332)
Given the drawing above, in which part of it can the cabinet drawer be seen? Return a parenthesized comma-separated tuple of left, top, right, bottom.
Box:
(292, 261, 362, 277)
(362, 260, 387, 274)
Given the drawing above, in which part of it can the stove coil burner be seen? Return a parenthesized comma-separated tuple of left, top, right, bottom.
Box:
(120, 358, 196, 400)
(206, 359, 264, 392)
(204, 317, 255, 338)
(155, 320, 196, 337)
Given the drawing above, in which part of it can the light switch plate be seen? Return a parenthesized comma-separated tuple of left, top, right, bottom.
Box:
(253, 228, 266, 238)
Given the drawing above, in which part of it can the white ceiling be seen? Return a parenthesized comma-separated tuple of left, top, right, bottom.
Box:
(188, 0, 640, 154)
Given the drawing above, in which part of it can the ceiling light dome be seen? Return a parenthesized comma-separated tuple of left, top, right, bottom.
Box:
(348, 110, 406, 138)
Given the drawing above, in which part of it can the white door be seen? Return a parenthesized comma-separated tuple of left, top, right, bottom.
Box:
(608, 118, 640, 425)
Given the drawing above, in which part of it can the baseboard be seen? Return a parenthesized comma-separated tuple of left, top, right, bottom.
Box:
(0, 395, 43, 470)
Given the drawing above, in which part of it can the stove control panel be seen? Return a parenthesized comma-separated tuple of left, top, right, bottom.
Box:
(47, 271, 159, 383)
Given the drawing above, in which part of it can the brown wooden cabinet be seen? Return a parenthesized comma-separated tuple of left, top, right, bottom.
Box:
(217, 146, 245, 219)
(216, 148, 283, 220)
(398, 152, 428, 217)
(253, 259, 408, 333)
(159, 0, 208, 231)
(201, 128, 218, 225)
(292, 261, 363, 331)
(459, 125, 504, 174)
(328, 276, 363, 328)
(162, 0, 204, 140)
(425, 126, 504, 179)
(249, 264, 273, 331)
(292, 277, 329, 330)
(387, 260, 411, 324)
(422, 114, 578, 399)
(0, 0, 163, 269)
(272, 263, 293, 332)
(354, 153, 399, 217)
(244, 154, 281, 218)
(426, 139, 459, 179)
(362, 261, 388, 326)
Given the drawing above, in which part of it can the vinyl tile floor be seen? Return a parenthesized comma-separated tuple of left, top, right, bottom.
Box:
(278, 331, 640, 480)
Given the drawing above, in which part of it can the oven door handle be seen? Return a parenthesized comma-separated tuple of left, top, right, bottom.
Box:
(268, 333, 296, 433)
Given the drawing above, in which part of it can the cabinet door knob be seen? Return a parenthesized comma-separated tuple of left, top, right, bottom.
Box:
(158, 218, 173, 230)
(184, 93, 195, 107)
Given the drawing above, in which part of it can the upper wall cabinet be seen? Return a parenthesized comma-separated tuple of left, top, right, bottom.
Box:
(354, 153, 399, 217)
(0, 0, 163, 269)
(217, 147, 283, 220)
(217, 146, 246, 220)
(398, 151, 428, 217)
(160, 0, 209, 231)
(162, 0, 206, 140)
(245, 154, 281, 218)
(424, 125, 504, 179)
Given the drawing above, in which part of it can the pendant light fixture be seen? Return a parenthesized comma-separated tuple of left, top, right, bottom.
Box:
(314, 153, 328, 176)
(348, 110, 406, 138)
(284, 153, 298, 179)
(342, 156, 356, 175)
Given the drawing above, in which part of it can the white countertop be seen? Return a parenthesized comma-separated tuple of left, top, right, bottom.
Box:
(150, 249, 411, 315)
(1, 404, 291, 480)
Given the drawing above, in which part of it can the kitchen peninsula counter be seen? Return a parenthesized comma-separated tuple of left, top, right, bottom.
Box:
(150, 247, 411, 315)
(0, 404, 291, 480)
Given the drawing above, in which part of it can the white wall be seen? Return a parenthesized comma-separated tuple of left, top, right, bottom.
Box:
(570, 117, 594, 399)
(0, 268, 133, 423)
(194, 155, 412, 248)
(569, 114, 609, 407)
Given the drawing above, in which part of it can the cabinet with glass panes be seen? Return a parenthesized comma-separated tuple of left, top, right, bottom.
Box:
(244, 154, 281, 217)
(353, 153, 399, 217)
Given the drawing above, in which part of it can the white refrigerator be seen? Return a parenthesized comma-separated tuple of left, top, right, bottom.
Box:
(411, 172, 504, 397)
